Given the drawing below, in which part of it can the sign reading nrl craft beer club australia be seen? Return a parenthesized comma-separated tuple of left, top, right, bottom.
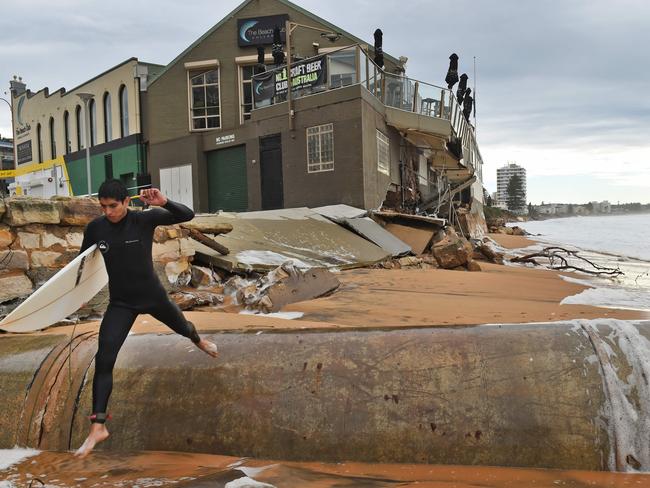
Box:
(253, 56, 327, 106)
(237, 14, 289, 46)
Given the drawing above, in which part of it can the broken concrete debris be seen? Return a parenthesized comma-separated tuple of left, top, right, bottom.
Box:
(190, 265, 220, 288)
(473, 239, 506, 264)
(171, 291, 224, 311)
(1, 196, 505, 328)
(486, 213, 528, 236)
(224, 261, 340, 313)
(428, 227, 482, 271)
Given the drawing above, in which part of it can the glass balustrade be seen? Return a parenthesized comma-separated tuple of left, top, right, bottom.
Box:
(251, 45, 482, 175)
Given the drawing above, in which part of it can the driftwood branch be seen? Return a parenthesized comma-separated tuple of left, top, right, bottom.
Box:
(182, 226, 230, 255)
(510, 246, 623, 277)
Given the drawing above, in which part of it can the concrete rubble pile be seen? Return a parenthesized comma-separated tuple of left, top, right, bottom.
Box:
(472, 237, 506, 264)
(223, 262, 340, 313)
(485, 212, 528, 236)
(373, 221, 503, 272)
(1, 196, 506, 325)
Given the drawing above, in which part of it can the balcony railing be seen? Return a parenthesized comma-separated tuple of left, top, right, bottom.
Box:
(252, 45, 483, 180)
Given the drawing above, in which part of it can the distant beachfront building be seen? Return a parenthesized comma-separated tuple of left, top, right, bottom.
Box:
(537, 204, 556, 215)
(496, 162, 527, 214)
(590, 201, 611, 214)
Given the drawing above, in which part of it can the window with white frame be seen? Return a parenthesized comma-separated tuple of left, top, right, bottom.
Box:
(240, 64, 267, 122)
(189, 69, 220, 130)
(307, 123, 334, 173)
(376, 130, 390, 175)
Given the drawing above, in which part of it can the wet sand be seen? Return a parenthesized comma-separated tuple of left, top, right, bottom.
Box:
(489, 233, 537, 250)
(2, 450, 649, 487)
(9, 229, 645, 340)
(26, 261, 647, 340)
(282, 264, 648, 327)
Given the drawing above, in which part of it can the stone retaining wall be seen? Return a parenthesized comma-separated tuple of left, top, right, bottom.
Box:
(0, 196, 195, 307)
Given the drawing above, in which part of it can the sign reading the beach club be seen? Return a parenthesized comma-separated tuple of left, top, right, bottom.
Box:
(253, 56, 327, 106)
(215, 134, 235, 146)
(237, 14, 289, 47)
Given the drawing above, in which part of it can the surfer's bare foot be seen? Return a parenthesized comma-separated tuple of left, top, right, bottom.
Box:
(197, 338, 219, 358)
(74, 423, 109, 458)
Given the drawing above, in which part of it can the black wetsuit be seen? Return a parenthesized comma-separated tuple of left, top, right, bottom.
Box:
(80, 200, 200, 422)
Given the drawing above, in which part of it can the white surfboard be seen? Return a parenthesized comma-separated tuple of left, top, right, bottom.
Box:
(0, 244, 108, 333)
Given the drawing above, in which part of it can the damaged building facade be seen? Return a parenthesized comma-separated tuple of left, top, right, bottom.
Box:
(5, 0, 485, 230)
(146, 0, 484, 225)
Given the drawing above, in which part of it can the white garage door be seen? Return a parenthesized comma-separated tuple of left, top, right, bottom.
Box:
(159, 164, 193, 210)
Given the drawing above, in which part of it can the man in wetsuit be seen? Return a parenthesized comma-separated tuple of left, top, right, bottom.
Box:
(74, 179, 218, 458)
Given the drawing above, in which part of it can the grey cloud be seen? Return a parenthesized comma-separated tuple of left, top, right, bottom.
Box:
(1, 0, 649, 202)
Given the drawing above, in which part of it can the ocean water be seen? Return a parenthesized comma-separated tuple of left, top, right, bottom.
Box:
(513, 214, 650, 311)
(516, 213, 650, 261)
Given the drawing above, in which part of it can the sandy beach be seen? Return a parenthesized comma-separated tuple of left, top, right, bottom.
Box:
(3, 233, 650, 483)
(25, 232, 647, 340)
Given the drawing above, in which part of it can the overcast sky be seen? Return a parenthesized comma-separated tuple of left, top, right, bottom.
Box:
(1, 0, 648, 204)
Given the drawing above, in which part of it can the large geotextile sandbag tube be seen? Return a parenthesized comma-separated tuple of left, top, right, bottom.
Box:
(2, 319, 649, 472)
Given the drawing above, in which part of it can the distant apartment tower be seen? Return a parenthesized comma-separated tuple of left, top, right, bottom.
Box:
(496, 162, 527, 213)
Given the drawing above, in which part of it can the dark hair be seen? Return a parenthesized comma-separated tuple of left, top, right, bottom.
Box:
(98, 179, 128, 201)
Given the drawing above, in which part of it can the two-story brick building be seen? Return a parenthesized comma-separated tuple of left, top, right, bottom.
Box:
(145, 0, 483, 214)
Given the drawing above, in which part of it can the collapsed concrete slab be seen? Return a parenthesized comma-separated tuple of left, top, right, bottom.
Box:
(341, 217, 411, 257)
(372, 211, 445, 255)
(312, 204, 368, 222)
(189, 208, 389, 272)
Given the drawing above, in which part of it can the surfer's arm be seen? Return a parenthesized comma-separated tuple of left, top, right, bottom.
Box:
(144, 200, 195, 227)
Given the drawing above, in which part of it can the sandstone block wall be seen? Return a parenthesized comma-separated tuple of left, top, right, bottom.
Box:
(0, 197, 195, 308)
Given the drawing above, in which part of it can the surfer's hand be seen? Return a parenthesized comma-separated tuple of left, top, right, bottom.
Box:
(140, 188, 168, 207)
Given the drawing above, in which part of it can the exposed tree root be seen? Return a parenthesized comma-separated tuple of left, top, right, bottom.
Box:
(510, 246, 624, 277)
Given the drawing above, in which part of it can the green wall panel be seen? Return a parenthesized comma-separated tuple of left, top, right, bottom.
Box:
(65, 143, 143, 196)
(207, 145, 248, 212)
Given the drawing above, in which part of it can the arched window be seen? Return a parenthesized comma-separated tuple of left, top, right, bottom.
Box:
(89, 99, 97, 147)
(63, 111, 70, 154)
(103, 92, 112, 142)
(49, 117, 56, 159)
(119, 84, 128, 137)
(76, 105, 84, 150)
(36, 123, 43, 163)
